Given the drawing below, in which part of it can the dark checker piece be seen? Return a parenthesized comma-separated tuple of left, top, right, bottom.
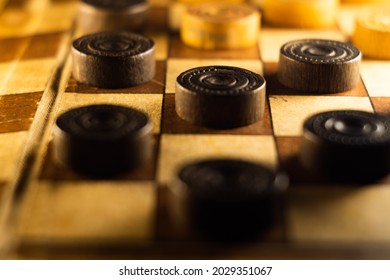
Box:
(300, 110, 390, 183)
(77, 0, 148, 33)
(173, 159, 288, 241)
(53, 105, 153, 178)
(82, 0, 146, 9)
(72, 32, 155, 88)
(278, 39, 361, 93)
(175, 66, 266, 128)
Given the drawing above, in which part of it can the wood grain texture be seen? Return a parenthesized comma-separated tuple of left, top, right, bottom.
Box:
(165, 58, 263, 94)
(0, 92, 42, 133)
(175, 66, 266, 128)
(66, 60, 165, 94)
(71, 32, 155, 88)
(162, 94, 273, 135)
(278, 40, 361, 93)
(16, 181, 156, 242)
(2, 0, 390, 259)
(265, 62, 368, 97)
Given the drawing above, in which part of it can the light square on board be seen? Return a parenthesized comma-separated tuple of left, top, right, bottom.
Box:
(361, 61, 390, 98)
(58, 93, 163, 134)
(16, 181, 156, 242)
(260, 28, 345, 63)
(157, 134, 278, 184)
(166, 58, 263, 93)
(36, 1, 77, 34)
(0, 58, 56, 95)
(0, 7, 44, 39)
(269, 95, 373, 136)
(0, 131, 27, 182)
(287, 185, 390, 243)
(0, 62, 17, 91)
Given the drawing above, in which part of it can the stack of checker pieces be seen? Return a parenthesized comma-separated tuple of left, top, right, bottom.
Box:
(0, 0, 390, 260)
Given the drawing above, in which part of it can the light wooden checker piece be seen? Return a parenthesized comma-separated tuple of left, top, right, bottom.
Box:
(263, 0, 338, 29)
(1, 0, 390, 259)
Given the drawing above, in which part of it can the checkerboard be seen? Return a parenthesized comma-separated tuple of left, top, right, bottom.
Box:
(0, 0, 390, 259)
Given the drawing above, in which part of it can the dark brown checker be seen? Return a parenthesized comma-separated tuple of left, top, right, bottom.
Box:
(264, 62, 368, 97)
(278, 39, 361, 93)
(65, 60, 166, 94)
(0, 0, 390, 261)
(162, 94, 273, 135)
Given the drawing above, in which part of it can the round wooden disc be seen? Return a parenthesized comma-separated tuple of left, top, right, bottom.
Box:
(53, 105, 153, 178)
(299, 110, 390, 183)
(263, 0, 337, 28)
(77, 0, 148, 33)
(170, 159, 288, 240)
(72, 32, 155, 88)
(175, 65, 266, 128)
(353, 9, 390, 60)
(278, 39, 361, 93)
(181, 2, 260, 49)
(169, 0, 247, 32)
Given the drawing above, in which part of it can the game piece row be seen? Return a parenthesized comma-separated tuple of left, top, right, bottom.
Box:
(71, 31, 362, 95)
(76, 0, 390, 60)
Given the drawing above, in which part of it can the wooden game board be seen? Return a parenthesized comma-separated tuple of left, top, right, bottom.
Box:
(1, 0, 390, 259)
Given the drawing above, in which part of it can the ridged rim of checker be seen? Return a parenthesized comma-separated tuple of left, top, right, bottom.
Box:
(281, 39, 361, 64)
(305, 110, 390, 146)
(72, 32, 154, 58)
(177, 66, 265, 96)
(56, 105, 151, 140)
(81, 0, 147, 9)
